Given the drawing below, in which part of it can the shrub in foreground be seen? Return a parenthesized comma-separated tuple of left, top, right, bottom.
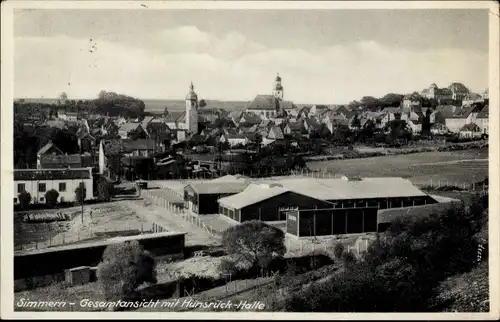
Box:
(96, 241, 157, 303)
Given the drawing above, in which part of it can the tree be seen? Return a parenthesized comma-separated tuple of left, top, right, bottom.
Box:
(75, 182, 86, 205)
(18, 191, 31, 210)
(96, 241, 157, 302)
(386, 119, 411, 143)
(97, 176, 113, 202)
(421, 108, 432, 135)
(44, 189, 59, 208)
(379, 93, 404, 108)
(59, 92, 68, 101)
(360, 96, 380, 111)
(351, 114, 361, 130)
(222, 220, 286, 271)
(199, 99, 207, 108)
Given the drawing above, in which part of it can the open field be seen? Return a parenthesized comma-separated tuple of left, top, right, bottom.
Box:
(307, 148, 488, 187)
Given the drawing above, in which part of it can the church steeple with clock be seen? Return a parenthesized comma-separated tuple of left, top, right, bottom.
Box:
(272, 73, 284, 100)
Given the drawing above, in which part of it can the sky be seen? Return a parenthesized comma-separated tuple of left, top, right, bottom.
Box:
(14, 9, 489, 104)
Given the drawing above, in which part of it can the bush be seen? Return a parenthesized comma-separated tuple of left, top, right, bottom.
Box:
(96, 241, 157, 303)
(97, 177, 113, 202)
(333, 242, 344, 260)
(75, 182, 86, 205)
(222, 220, 286, 271)
(18, 191, 31, 210)
(44, 189, 59, 208)
(342, 251, 357, 266)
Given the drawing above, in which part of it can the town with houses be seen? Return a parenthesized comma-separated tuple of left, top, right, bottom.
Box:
(5, 3, 495, 316)
(12, 74, 490, 313)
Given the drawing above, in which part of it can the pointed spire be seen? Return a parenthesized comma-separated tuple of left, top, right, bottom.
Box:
(189, 81, 194, 91)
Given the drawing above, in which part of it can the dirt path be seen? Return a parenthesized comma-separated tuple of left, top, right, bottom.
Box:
(124, 198, 219, 247)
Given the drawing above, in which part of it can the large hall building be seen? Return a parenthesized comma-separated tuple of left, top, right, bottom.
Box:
(182, 175, 439, 238)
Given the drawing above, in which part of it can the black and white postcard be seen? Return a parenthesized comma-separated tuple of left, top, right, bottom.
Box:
(1, 1, 499, 320)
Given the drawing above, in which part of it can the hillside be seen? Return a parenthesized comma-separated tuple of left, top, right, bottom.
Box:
(15, 98, 251, 113)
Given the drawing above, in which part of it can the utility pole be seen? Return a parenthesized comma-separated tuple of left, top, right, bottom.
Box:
(81, 175, 84, 224)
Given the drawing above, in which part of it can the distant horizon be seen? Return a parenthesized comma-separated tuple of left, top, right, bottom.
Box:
(13, 79, 488, 108)
(14, 9, 488, 104)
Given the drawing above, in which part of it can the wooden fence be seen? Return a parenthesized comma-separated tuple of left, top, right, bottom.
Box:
(141, 189, 222, 237)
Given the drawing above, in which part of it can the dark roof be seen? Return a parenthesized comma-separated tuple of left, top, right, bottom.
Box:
(434, 105, 457, 119)
(37, 141, 63, 156)
(239, 112, 262, 125)
(286, 121, 304, 131)
(39, 154, 82, 167)
(460, 123, 481, 131)
(226, 133, 250, 140)
(44, 120, 67, 130)
(247, 95, 295, 111)
(267, 125, 285, 140)
(14, 168, 92, 181)
(118, 122, 142, 132)
(476, 106, 489, 119)
(187, 134, 209, 144)
(305, 118, 321, 129)
(452, 105, 482, 118)
(448, 82, 469, 93)
(122, 139, 157, 151)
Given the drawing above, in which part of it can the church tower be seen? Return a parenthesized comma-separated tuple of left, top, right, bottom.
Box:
(272, 73, 284, 100)
(185, 81, 198, 134)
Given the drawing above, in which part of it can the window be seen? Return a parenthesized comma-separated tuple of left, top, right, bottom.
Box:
(40, 197, 45, 202)
(61, 197, 65, 202)
(38, 183, 46, 193)
(17, 183, 25, 193)
(59, 182, 66, 192)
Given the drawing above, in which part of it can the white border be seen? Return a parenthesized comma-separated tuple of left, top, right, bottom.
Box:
(1, 1, 499, 320)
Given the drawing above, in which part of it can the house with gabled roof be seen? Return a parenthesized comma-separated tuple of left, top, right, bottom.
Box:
(445, 104, 483, 133)
(309, 105, 330, 116)
(146, 119, 171, 140)
(303, 117, 321, 133)
(325, 117, 349, 135)
(296, 106, 311, 119)
(164, 111, 187, 130)
(459, 123, 482, 138)
(431, 105, 458, 124)
(430, 122, 449, 135)
(238, 124, 258, 134)
(118, 122, 148, 139)
(283, 121, 305, 136)
(267, 125, 285, 140)
(238, 112, 262, 126)
(219, 133, 253, 147)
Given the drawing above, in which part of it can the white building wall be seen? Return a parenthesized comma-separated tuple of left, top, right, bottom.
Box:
(445, 118, 468, 133)
(14, 177, 94, 204)
(186, 99, 198, 134)
(476, 118, 489, 134)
